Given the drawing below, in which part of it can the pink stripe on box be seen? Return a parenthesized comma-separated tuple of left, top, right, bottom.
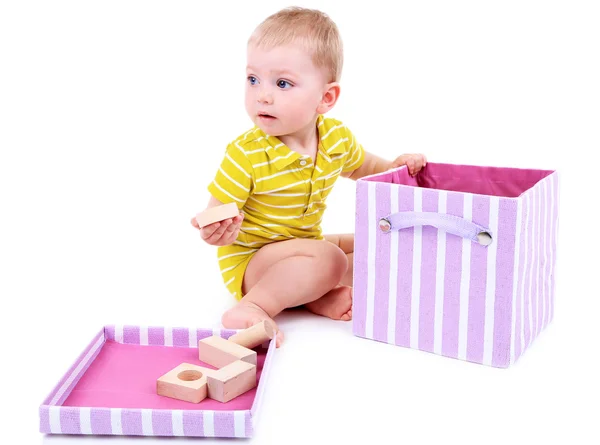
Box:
(373, 182, 391, 342)
(152, 410, 173, 436)
(245, 411, 253, 437)
(492, 198, 518, 367)
(91, 408, 112, 434)
(214, 412, 235, 437)
(441, 192, 464, 358)
(418, 188, 439, 353)
(172, 328, 190, 347)
(148, 327, 165, 345)
(123, 326, 140, 344)
(122, 410, 143, 435)
(466, 195, 490, 364)
(183, 411, 203, 436)
(39, 406, 50, 433)
(60, 407, 81, 434)
(353, 181, 370, 338)
(395, 186, 414, 347)
(515, 193, 527, 361)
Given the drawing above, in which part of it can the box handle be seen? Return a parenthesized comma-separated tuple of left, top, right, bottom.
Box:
(379, 211, 493, 246)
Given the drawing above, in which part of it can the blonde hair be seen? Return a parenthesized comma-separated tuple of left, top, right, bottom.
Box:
(248, 6, 343, 82)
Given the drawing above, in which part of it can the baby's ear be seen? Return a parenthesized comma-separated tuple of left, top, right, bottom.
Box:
(317, 82, 341, 113)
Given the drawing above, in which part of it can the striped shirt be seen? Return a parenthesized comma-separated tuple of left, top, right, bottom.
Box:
(207, 114, 365, 246)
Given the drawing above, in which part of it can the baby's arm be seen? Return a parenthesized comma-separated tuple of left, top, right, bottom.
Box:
(341, 151, 391, 180)
(343, 150, 427, 180)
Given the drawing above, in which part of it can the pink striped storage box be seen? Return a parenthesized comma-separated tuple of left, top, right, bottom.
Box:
(39, 325, 276, 438)
(353, 163, 559, 368)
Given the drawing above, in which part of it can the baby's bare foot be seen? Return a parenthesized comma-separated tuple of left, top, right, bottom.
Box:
(305, 286, 353, 321)
(222, 301, 283, 347)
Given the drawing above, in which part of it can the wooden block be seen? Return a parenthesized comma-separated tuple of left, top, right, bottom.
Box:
(156, 363, 211, 403)
(198, 335, 257, 368)
(207, 360, 257, 403)
(195, 203, 239, 228)
(228, 320, 275, 350)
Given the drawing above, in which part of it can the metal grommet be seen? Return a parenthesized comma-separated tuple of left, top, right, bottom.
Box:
(379, 218, 391, 233)
(477, 231, 493, 246)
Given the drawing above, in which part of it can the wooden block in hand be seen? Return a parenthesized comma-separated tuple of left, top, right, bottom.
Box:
(156, 363, 210, 403)
(227, 320, 275, 350)
(198, 335, 257, 368)
(195, 203, 239, 228)
(207, 360, 257, 403)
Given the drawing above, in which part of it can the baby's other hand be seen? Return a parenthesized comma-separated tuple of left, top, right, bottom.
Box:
(390, 153, 427, 176)
(197, 213, 245, 246)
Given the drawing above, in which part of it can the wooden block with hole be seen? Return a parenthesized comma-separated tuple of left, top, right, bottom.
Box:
(227, 320, 275, 350)
(195, 202, 239, 228)
(198, 335, 256, 368)
(207, 360, 257, 403)
(156, 363, 212, 404)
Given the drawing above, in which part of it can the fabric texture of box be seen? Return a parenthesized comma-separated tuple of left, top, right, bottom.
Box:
(352, 162, 559, 368)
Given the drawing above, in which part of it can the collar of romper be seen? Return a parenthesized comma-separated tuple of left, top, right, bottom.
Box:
(262, 115, 346, 170)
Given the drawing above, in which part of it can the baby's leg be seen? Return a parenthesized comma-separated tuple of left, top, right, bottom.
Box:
(302, 233, 355, 321)
(324, 233, 354, 286)
(221, 238, 348, 346)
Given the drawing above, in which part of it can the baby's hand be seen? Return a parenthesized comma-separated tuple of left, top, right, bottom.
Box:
(390, 153, 427, 176)
(191, 213, 245, 246)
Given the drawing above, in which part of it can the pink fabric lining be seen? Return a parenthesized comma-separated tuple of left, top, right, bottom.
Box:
(62, 341, 265, 410)
(364, 163, 554, 198)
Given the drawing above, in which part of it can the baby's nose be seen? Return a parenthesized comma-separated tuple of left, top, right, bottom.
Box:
(257, 89, 273, 104)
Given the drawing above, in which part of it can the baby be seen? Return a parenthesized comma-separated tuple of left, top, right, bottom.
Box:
(191, 7, 426, 346)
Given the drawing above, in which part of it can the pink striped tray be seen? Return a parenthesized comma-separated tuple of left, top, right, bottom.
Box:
(39, 325, 276, 438)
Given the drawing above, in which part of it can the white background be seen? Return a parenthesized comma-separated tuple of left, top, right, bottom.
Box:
(1, 1, 599, 444)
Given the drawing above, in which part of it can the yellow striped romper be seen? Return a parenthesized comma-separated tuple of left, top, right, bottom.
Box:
(207, 114, 365, 300)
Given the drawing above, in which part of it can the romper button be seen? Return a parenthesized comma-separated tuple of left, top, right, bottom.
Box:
(300, 160, 307, 166)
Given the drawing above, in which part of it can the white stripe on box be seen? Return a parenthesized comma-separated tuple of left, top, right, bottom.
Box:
(141, 409, 153, 435)
(212, 328, 222, 338)
(483, 196, 500, 366)
(234, 411, 246, 437)
(410, 187, 423, 349)
(50, 334, 105, 405)
(111, 408, 123, 435)
(520, 193, 529, 353)
(115, 325, 124, 343)
(203, 411, 215, 437)
(164, 327, 173, 347)
(433, 190, 448, 356)
(49, 406, 61, 434)
(510, 198, 523, 365)
(387, 184, 399, 344)
(172, 410, 184, 436)
(140, 326, 148, 346)
(365, 181, 377, 339)
(458, 193, 473, 361)
(189, 328, 198, 348)
(80, 407, 92, 434)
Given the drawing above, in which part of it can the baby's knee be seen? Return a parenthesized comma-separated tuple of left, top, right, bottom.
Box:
(319, 242, 348, 283)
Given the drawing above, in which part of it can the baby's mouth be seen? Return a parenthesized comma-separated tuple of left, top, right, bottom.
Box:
(258, 113, 276, 120)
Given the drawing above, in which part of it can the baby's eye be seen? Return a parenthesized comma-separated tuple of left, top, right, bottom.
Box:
(247, 76, 258, 85)
(277, 79, 292, 89)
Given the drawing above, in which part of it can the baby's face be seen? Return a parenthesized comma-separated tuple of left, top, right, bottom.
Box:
(245, 42, 329, 137)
